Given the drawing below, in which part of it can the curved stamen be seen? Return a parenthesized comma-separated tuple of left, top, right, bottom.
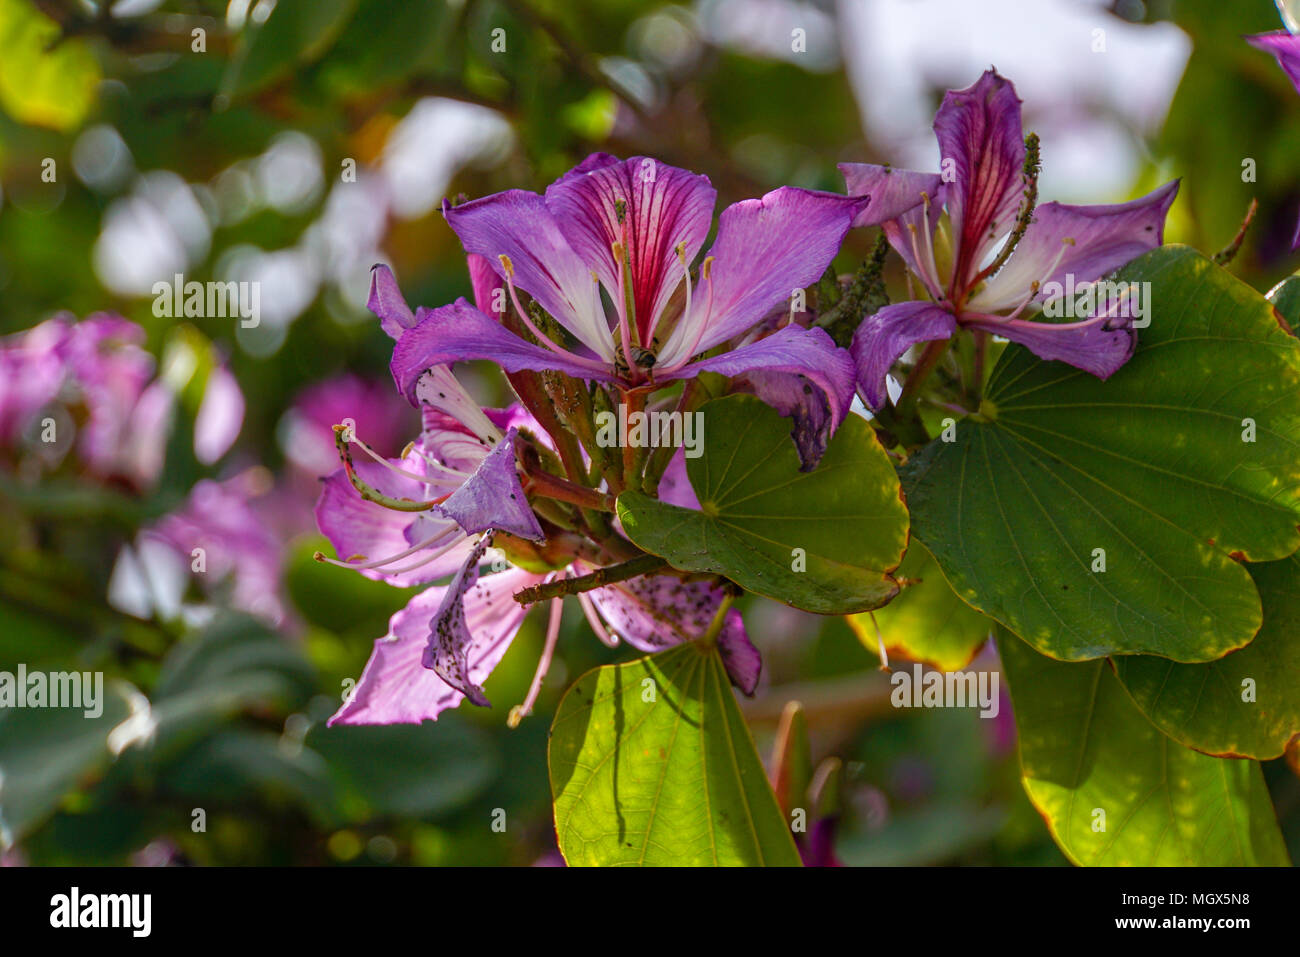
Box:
(314, 522, 461, 572)
(349, 432, 437, 484)
(499, 255, 609, 374)
(508, 591, 566, 727)
(661, 255, 715, 373)
(914, 192, 947, 300)
(1000, 237, 1075, 322)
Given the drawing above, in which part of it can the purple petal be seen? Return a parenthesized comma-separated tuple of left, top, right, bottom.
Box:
(391, 300, 617, 404)
(329, 562, 548, 725)
(657, 187, 869, 364)
(716, 611, 762, 696)
(965, 312, 1135, 379)
(369, 264, 417, 340)
(584, 571, 761, 693)
(435, 427, 544, 543)
(850, 301, 957, 410)
(442, 192, 613, 359)
(657, 447, 701, 511)
(969, 181, 1180, 313)
(838, 163, 944, 227)
(1247, 31, 1300, 95)
(934, 69, 1026, 288)
(545, 154, 716, 343)
(663, 324, 857, 470)
(193, 364, 244, 465)
(467, 252, 506, 319)
(414, 363, 502, 446)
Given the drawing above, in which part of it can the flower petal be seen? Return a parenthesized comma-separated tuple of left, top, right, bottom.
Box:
(193, 363, 244, 466)
(968, 181, 1180, 314)
(443, 192, 613, 359)
(838, 163, 944, 227)
(1247, 31, 1300, 95)
(934, 69, 1026, 287)
(328, 562, 547, 725)
(850, 301, 957, 410)
(314, 458, 474, 587)
(391, 300, 617, 404)
(965, 312, 1135, 380)
(665, 324, 856, 469)
(584, 571, 762, 694)
(368, 264, 417, 340)
(467, 252, 505, 319)
(435, 427, 545, 543)
(545, 154, 716, 342)
(657, 187, 868, 365)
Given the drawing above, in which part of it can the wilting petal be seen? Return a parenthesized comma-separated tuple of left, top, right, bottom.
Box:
(968, 181, 1180, 314)
(369, 264, 417, 340)
(329, 562, 548, 725)
(657, 188, 869, 365)
(546, 154, 716, 342)
(194, 364, 244, 465)
(838, 163, 944, 227)
(391, 300, 617, 404)
(314, 455, 473, 587)
(934, 69, 1026, 286)
(663, 324, 857, 469)
(1248, 31, 1300, 94)
(443, 192, 613, 360)
(850, 301, 957, 410)
(584, 571, 762, 694)
(965, 312, 1135, 380)
(435, 428, 544, 543)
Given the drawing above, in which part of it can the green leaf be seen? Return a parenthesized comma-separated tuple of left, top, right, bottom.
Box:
(0, 0, 100, 131)
(0, 681, 137, 845)
(618, 395, 908, 614)
(902, 246, 1300, 661)
(309, 718, 500, 821)
(1113, 553, 1300, 759)
(1001, 632, 1290, 866)
(220, 0, 359, 99)
(847, 540, 991, 670)
(548, 643, 801, 866)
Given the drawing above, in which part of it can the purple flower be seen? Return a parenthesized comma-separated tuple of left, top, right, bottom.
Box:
(840, 70, 1179, 409)
(382, 154, 865, 467)
(1247, 27, 1300, 249)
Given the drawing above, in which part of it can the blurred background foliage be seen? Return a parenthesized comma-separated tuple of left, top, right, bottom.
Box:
(1, 0, 1298, 866)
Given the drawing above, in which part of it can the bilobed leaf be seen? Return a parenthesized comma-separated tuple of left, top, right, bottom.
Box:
(1001, 633, 1290, 866)
(618, 395, 908, 615)
(0, 0, 100, 131)
(902, 246, 1300, 661)
(847, 540, 992, 671)
(548, 643, 801, 866)
(1113, 553, 1300, 759)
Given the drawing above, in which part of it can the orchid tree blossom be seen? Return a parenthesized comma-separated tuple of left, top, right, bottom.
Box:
(1248, 15, 1300, 248)
(840, 70, 1179, 409)
(383, 154, 866, 467)
(319, 267, 761, 727)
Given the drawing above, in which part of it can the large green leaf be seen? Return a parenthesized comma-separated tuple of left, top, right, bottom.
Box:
(1113, 553, 1300, 759)
(847, 540, 991, 670)
(548, 643, 801, 866)
(902, 246, 1300, 661)
(1001, 633, 1289, 866)
(618, 395, 908, 614)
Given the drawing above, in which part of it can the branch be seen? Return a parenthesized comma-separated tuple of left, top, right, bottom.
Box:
(513, 553, 667, 604)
